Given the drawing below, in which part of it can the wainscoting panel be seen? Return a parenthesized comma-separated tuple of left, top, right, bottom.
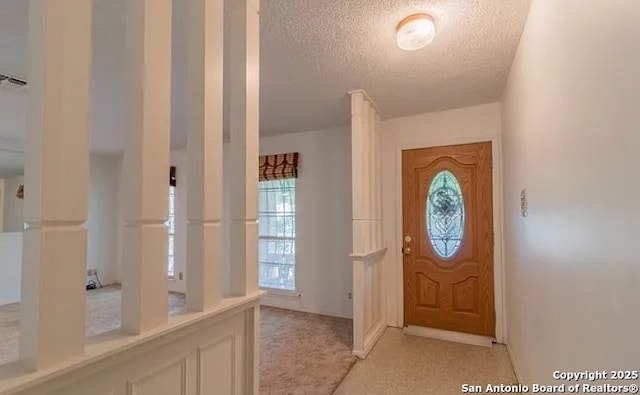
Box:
(2, 296, 261, 395)
(197, 329, 244, 394)
(128, 358, 187, 395)
(352, 249, 387, 359)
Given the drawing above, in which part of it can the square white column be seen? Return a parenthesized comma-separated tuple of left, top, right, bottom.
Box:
(350, 92, 366, 253)
(361, 100, 372, 252)
(229, 0, 260, 296)
(121, 0, 172, 334)
(185, 0, 224, 311)
(375, 113, 383, 248)
(20, 0, 92, 370)
(368, 104, 377, 250)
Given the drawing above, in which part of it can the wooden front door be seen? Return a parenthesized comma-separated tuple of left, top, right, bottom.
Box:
(402, 142, 495, 337)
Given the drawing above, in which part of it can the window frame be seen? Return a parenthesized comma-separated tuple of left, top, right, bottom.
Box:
(257, 178, 298, 294)
(167, 185, 176, 279)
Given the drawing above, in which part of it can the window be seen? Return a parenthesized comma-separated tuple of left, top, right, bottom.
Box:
(258, 179, 296, 290)
(167, 186, 176, 278)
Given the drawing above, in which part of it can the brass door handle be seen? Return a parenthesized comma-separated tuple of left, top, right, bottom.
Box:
(402, 247, 412, 255)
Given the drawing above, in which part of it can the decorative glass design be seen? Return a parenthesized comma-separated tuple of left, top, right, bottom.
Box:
(426, 170, 465, 258)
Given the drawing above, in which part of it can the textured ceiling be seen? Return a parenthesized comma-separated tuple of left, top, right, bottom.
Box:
(259, 0, 530, 136)
(0, 0, 530, 152)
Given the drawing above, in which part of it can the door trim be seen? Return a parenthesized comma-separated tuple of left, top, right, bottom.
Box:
(391, 134, 506, 343)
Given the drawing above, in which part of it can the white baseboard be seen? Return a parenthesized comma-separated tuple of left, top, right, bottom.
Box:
(259, 295, 352, 320)
(506, 342, 523, 384)
(404, 325, 494, 347)
(353, 320, 387, 359)
(387, 321, 401, 328)
(261, 289, 301, 300)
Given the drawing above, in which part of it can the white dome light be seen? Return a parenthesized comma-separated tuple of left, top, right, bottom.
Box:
(396, 14, 436, 51)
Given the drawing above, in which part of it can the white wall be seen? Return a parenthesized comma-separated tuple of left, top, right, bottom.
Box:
(0, 178, 3, 230)
(2, 174, 24, 232)
(259, 128, 353, 318)
(87, 154, 120, 285)
(0, 232, 22, 305)
(501, 0, 640, 384)
(168, 127, 353, 318)
(169, 128, 353, 317)
(380, 103, 503, 328)
(115, 155, 124, 282)
(0, 154, 121, 304)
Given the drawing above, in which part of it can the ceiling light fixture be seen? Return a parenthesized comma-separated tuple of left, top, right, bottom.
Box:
(396, 13, 435, 51)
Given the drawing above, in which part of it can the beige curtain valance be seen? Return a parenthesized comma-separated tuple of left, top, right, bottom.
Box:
(259, 152, 299, 181)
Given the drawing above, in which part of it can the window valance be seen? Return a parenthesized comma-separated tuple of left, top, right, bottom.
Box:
(259, 152, 299, 181)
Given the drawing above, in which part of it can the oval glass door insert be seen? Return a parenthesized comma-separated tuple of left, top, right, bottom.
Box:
(426, 170, 465, 258)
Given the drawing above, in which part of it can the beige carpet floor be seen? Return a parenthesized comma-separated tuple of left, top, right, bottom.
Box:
(0, 287, 356, 394)
(260, 306, 356, 395)
(0, 302, 19, 367)
(0, 285, 187, 365)
(334, 328, 518, 395)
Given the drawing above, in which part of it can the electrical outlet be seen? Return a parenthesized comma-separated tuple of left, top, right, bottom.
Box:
(348, 292, 352, 300)
(178, 272, 184, 281)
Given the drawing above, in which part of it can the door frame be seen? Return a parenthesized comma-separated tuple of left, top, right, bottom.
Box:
(392, 134, 506, 343)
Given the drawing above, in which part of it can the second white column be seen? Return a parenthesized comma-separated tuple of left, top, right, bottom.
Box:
(229, 0, 260, 297)
(121, 0, 172, 334)
(185, 0, 224, 311)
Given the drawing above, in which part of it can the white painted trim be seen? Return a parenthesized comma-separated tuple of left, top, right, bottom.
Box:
(392, 134, 506, 343)
(350, 247, 387, 261)
(260, 295, 352, 319)
(506, 342, 524, 384)
(0, 292, 264, 393)
(348, 89, 382, 116)
(353, 320, 387, 359)
(404, 326, 494, 348)
(492, 137, 507, 343)
(260, 288, 301, 299)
